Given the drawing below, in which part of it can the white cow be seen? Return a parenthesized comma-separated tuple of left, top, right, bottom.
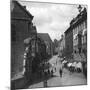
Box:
(67, 63, 72, 71)
(75, 62, 82, 73)
(67, 63, 72, 67)
(71, 62, 77, 72)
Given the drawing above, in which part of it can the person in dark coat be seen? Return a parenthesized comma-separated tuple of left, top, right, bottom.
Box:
(51, 69, 53, 77)
(47, 69, 50, 76)
(59, 64, 63, 77)
(43, 79, 48, 87)
(59, 68, 62, 77)
(55, 67, 56, 72)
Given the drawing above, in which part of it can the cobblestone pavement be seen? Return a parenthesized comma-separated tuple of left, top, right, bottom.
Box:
(28, 55, 87, 89)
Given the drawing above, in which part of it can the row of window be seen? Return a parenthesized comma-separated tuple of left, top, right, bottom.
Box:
(73, 35, 87, 46)
(73, 39, 78, 46)
(82, 35, 87, 44)
(73, 20, 87, 35)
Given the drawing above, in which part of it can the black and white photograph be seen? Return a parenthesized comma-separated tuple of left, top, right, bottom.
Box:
(11, 0, 87, 89)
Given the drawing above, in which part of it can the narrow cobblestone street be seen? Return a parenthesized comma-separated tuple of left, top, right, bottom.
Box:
(11, 2, 87, 90)
(28, 55, 87, 88)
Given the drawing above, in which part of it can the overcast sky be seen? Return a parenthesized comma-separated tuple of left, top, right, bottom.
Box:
(19, 1, 85, 41)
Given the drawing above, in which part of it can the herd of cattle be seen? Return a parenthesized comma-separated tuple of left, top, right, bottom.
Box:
(61, 59, 87, 78)
(42, 56, 87, 79)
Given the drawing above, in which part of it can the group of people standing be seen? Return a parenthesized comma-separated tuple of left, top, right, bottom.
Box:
(43, 56, 65, 87)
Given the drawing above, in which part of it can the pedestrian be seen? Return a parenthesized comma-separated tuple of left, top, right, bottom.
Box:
(59, 68, 63, 77)
(44, 71, 47, 78)
(56, 60, 57, 65)
(55, 67, 56, 72)
(51, 69, 53, 77)
(59, 64, 63, 77)
(43, 79, 48, 87)
(48, 69, 50, 76)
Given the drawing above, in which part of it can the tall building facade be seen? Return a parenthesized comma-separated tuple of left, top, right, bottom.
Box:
(58, 34, 65, 57)
(70, 7, 87, 61)
(11, 1, 37, 78)
(65, 27, 73, 60)
(37, 33, 53, 57)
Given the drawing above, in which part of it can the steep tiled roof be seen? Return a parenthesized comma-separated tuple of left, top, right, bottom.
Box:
(12, 0, 33, 19)
(37, 33, 52, 43)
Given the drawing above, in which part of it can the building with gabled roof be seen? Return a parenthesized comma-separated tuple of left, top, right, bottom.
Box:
(37, 33, 53, 57)
(11, 0, 37, 78)
(70, 7, 87, 62)
(65, 26, 73, 60)
(64, 7, 87, 62)
(58, 34, 65, 57)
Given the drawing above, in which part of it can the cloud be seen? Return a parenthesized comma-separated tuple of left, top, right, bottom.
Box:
(26, 7, 53, 26)
(19, 1, 83, 41)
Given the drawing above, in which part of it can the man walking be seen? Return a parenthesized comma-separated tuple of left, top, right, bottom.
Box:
(59, 68, 62, 77)
(59, 63, 63, 77)
(43, 79, 48, 87)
